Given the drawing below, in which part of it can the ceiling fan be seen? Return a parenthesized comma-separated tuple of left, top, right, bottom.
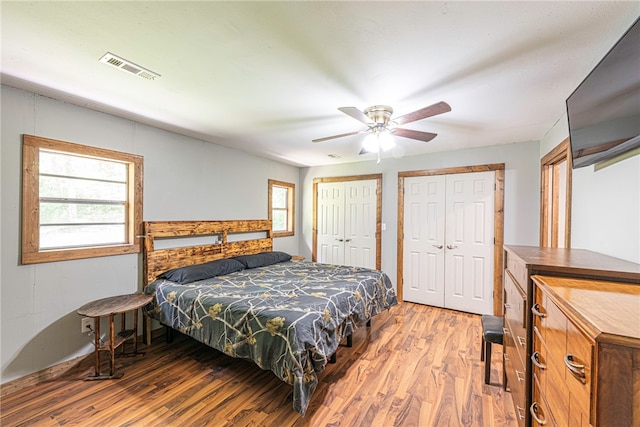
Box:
(313, 101, 452, 158)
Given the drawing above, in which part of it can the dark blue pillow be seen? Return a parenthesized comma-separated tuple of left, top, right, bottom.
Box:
(159, 258, 245, 284)
(232, 251, 291, 269)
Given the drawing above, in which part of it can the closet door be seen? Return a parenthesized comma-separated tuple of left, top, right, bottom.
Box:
(317, 182, 345, 264)
(316, 180, 377, 268)
(402, 171, 495, 315)
(443, 172, 495, 314)
(402, 175, 446, 306)
(343, 180, 377, 268)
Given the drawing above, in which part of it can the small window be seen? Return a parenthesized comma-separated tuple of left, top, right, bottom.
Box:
(268, 179, 294, 237)
(22, 135, 143, 264)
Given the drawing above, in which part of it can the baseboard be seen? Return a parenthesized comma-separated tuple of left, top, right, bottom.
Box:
(0, 328, 166, 397)
(0, 354, 89, 397)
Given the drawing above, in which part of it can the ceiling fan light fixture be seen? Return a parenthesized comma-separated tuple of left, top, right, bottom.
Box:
(362, 131, 395, 153)
(314, 101, 451, 158)
(362, 134, 378, 153)
(379, 131, 395, 151)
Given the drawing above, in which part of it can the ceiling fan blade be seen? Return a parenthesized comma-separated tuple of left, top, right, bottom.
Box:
(394, 128, 438, 142)
(338, 107, 372, 125)
(393, 101, 451, 125)
(312, 130, 363, 143)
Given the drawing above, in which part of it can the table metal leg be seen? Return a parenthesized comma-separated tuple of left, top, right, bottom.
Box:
(121, 311, 126, 356)
(93, 317, 100, 377)
(133, 308, 138, 354)
(144, 314, 151, 345)
(109, 313, 115, 377)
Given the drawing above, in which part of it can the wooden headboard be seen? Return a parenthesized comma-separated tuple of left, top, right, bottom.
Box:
(143, 220, 273, 285)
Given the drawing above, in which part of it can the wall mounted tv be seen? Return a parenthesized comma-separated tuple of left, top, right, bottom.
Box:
(566, 17, 640, 169)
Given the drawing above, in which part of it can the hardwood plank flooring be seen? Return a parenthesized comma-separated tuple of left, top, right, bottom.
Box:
(1, 302, 516, 426)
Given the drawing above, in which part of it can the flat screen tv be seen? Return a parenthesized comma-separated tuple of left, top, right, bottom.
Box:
(566, 17, 640, 169)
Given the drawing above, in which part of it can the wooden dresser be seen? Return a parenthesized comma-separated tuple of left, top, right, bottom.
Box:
(502, 246, 640, 427)
(530, 275, 640, 427)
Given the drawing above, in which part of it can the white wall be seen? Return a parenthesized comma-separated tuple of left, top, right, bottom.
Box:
(0, 85, 299, 383)
(540, 114, 640, 263)
(299, 141, 541, 286)
(12, 77, 636, 387)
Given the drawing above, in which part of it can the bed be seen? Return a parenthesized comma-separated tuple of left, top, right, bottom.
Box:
(142, 220, 398, 415)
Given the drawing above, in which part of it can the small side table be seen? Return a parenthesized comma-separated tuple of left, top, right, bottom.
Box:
(77, 293, 153, 380)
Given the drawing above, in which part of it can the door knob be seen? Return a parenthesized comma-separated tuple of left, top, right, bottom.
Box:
(432, 244, 444, 249)
(446, 244, 458, 250)
(336, 238, 344, 242)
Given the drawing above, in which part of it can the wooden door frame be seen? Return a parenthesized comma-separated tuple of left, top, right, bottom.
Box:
(397, 164, 505, 316)
(312, 174, 383, 270)
(540, 137, 572, 248)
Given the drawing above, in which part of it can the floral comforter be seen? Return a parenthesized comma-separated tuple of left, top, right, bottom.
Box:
(144, 260, 398, 414)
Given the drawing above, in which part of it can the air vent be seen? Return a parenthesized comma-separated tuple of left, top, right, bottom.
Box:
(99, 52, 160, 80)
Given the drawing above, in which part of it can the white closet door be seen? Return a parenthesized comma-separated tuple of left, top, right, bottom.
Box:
(443, 172, 495, 314)
(403, 175, 446, 306)
(402, 171, 495, 315)
(343, 180, 377, 268)
(316, 182, 344, 264)
(316, 180, 377, 268)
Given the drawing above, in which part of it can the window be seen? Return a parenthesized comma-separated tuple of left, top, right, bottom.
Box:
(268, 179, 294, 237)
(22, 135, 143, 264)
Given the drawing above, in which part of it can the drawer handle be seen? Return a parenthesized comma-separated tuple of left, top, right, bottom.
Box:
(516, 405, 526, 420)
(530, 402, 547, 425)
(564, 354, 587, 384)
(504, 352, 510, 361)
(517, 336, 526, 347)
(502, 327, 510, 336)
(515, 369, 525, 382)
(531, 303, 547, 318)
(531, 351, 547, 370)
(504, 303, 511, 309)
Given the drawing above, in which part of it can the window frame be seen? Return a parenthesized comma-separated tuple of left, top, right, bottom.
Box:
(540, 137, 572, 248)
(268, 179, 295, 238)
(21, 134, 143, 264)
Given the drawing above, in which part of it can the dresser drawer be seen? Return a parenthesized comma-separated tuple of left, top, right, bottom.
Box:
(544, 353, 571, 427)
(531, 285, 549, 343)
(504, 353, 528, 426)
(505, 334, 527, 427)
(531, 326, 548, 394)
(532, 277, 596, 427)
(565, 319, 592, 419)
(533, 288, 568, 375)
(533, 319, 570, 426)
(539, 294, 592, 415)
(531, 373, 556, 427)
(505, 251, 528, 294)
(504, 270, 527, 354)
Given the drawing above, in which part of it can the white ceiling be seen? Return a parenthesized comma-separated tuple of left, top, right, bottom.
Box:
(2, 2, 639, 167)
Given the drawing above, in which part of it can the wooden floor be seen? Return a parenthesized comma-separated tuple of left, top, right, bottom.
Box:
(1, 302, 516, 427)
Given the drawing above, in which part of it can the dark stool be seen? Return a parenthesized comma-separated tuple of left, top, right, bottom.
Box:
(481, 314, 504, 388)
